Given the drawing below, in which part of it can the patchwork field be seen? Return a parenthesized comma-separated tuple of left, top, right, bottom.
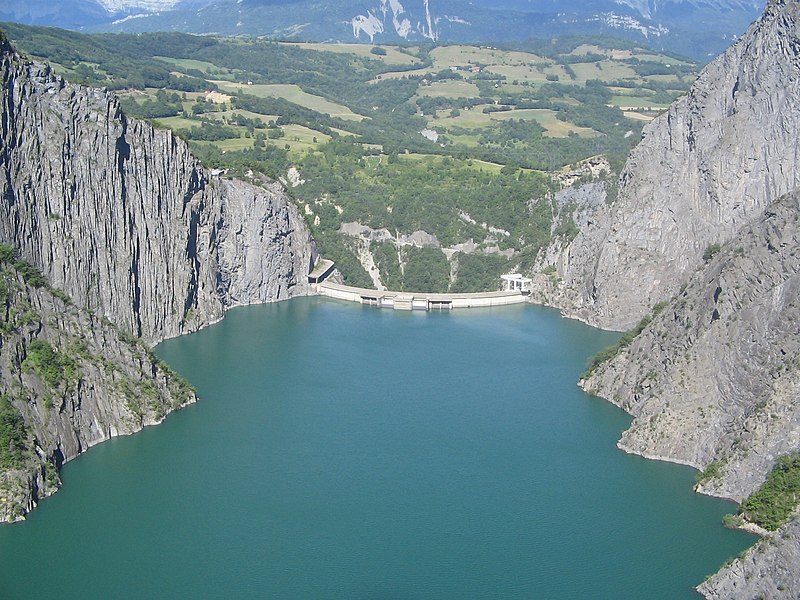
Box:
(492, 109, 597, 138)
(285, 42, 421, 66)
(428, 106, 596, 138)
(1, 20, 701, 289)
(211, 81, 366, 121)
(416, 80, 482, 98)
(610, 95, 671, 109)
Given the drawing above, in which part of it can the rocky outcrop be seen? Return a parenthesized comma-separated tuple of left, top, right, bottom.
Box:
(0, 35, 316, 521)
(581, 189, 800, 598)
(0, 38, 315, 345)
(0, 265, 196, 522)
(536, 0, 800, 331)
(581, 191, 800, 499)
(534, 0, 800, 498)
(526, 2, 800, 594)
(698, 511, 800, 599)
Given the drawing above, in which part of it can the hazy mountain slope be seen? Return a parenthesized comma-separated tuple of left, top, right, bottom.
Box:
(0, 0, 766, 58)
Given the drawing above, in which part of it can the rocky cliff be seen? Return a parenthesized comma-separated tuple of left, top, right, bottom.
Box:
(581, 191, 800, 599)
(698, 512, 800, 598)
(526, 0, 800, 595)
(0, 261, 196, 522)
(534, 0, 800, 332)
(0, 35, 316, 345)
(581, 191, 800, 498)
(0, 34, 316, 521)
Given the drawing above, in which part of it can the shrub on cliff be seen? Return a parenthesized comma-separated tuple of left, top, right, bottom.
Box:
(0, 396, 29, 469)
(739, 453, 800, 531)
(582, 312, 654, 378)
(23, 340, 78, 390)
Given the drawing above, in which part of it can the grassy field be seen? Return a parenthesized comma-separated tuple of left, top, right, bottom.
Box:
(635, 53, 694, 65)
(193, 137, 256, 152)
(395, 153, 508, 174)
(491, 60, 641, 86)
(623, 110, 658, 122)
(282, 124, 332, 152)
(284, 42, 420, 66)
(428, 106, 498, 128)
(428, 105, 595, 138)
(49, 32, 691, 167)
(492, 109, 597, 137)
(576, 61, 638, 81)
(488, 64, 545, 82)
(429, 45, 543, 68)
(154, 56, 239, 78)
(152, 115, 199, 129)
(645, 74, 689, 87)
(444, 132, 482, 147)
(610, 95, 671, 109)
(214, 109, 280, 124)
(370, 67, 431, 81)
(416, 80, 481, 99)
(369, 41, 684, 90)
(211, 81, 366, 120)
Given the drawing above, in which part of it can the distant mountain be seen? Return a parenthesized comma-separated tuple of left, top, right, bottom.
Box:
(0, 0, 767, 58)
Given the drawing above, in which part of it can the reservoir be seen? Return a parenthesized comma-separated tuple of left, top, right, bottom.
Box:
(0, 298, 754, 598)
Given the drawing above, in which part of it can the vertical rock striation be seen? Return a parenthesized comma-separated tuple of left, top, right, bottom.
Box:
(0, 36, 316, 345)
(0, 34, 316, 521)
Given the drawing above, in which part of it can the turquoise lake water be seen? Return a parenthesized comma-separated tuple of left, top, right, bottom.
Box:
(0, 298, 754, 598)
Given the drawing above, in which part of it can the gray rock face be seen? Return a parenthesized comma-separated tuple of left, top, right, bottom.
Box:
(584, 190, 800, 599)
(215, 177, 315, 309)
(0, 41, 315, 345)
(697, 511, 800, 599)
(0, 37, 316, 521)
(581, 192, 800, 501)
(527, 2, 800, 594)
(538, 0, 800, 331)
(0, 268, 197, 522)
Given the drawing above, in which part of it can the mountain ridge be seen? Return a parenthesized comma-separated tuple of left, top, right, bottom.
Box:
(0, 0, 767, 59)
(531, 0, 800, 331)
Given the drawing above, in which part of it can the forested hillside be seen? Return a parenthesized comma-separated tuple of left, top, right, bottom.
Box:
(2, 23, 698, 291)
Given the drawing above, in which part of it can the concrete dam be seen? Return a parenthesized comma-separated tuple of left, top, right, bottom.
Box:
(315, 282, 530, 311)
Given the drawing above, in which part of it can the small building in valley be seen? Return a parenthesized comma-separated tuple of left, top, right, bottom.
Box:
(501, 273, 532, 293)
(308, 259, 336, 284)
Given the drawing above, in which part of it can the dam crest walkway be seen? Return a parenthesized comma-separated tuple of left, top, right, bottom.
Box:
(315, 282, 529, 311)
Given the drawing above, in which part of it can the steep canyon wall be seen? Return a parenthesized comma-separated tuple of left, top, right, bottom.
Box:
(0, 35, 316, 521)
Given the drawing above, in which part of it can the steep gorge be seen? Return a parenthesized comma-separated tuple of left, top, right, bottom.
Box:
(1, 0, 800, 592)
(0, 34, 316, 520)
